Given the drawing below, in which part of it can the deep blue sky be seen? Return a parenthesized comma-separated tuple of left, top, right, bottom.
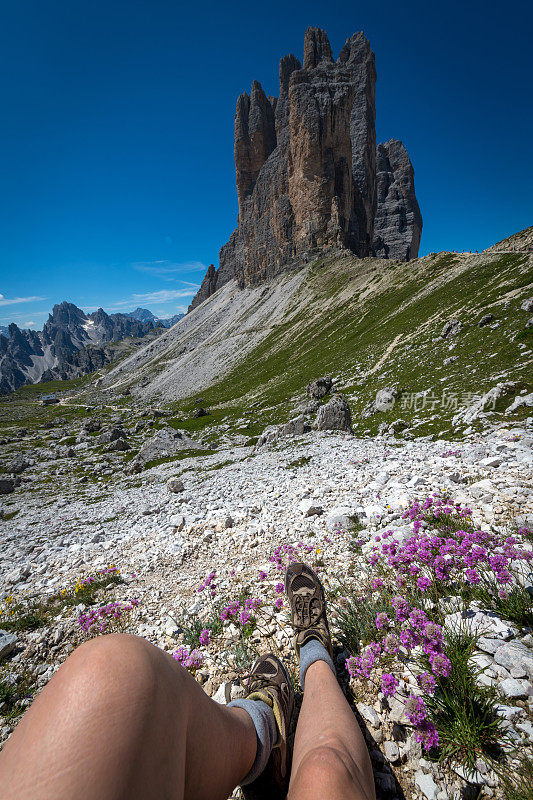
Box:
(0, 0, 531, 329)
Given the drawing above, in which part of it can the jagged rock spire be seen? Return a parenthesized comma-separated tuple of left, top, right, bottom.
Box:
(189, 27, 422, 311)
(275, 54, 301, 133)
(234, 80, 276, 213)
(302, 27, 333, 69)
(338, 32, 377, 251)
(373, 139, 422, 261)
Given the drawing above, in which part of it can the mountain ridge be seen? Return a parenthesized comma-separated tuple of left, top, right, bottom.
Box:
(0, 301, 163, 395)
(125, 307, 185, 327)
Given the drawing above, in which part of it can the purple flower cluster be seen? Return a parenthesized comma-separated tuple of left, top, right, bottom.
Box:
(415, 721, 439, 750)
(172, 645, 204, 671)
(416, 671, 437, 694)
(77, 566, 119, 588)
(383, 634, 400, 655)
(199, 628, 210, 646)
(220, 596, 261, 625)
(343, 495, 533, 755)
(375, 612, 390, 629)
(381, 673, 399, 697)
(197, 571, 217, 598)
(345, 597, 451, 694)
(429, 652, 451, 677)
(405, 695, 428, 725)
(404, 695, 439, 750)
(366, 497, 533, 595)
(78, 598, 139, 634)
(269, 542, 314, 572)
(346, 642, 382, 679)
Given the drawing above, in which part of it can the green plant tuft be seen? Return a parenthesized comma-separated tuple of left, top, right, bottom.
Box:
(424, 626, 507, 770)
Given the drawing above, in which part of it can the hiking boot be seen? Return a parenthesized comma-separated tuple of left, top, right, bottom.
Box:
(240, 653, 294, 800)
(285, 562, 333, 659)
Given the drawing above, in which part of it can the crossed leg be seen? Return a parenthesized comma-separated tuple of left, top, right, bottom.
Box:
(0, 634, 375, 800)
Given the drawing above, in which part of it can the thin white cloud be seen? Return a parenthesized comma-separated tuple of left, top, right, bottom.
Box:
(0, 310, 50, 324)
(159, 305, 188, 316)
(0, 294, 46, 306)
(131, 288, 197, 303)
(83, 285, 198, 315)
(132, 260, 208, 277)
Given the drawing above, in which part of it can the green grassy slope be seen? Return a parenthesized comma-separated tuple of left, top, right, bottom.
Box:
(168, 249, 533, 439)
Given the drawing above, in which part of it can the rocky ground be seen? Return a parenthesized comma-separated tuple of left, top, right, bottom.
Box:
(0, 393, 532, 799)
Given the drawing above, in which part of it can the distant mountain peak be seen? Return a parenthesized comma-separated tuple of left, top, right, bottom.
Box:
(126, 307, 185, 327)
(127, 307, 157, 323)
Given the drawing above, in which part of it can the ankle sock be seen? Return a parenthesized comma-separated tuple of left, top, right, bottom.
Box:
(299, 638, 336, 689)
(227, 697, 277, 785)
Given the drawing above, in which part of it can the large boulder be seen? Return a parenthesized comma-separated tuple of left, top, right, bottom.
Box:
(325, 505, 358, 531)
(137, 428, 205, 464)
(8, 455, 33, 474)
(98, 427, 127, 444)
(256, 415, 309, 447)
(506, 392, 533, 413)
(167, 477, 185, 493)
(440, 318, 463, 338)
(374, 387, 397, 412)
(478, 313, 495, 327)
(494, 641, 533, 680)
(306, 376, 333, 399)
(0, 477, 17, 494)
(107, 438, 130, 452)
(256, 425, 280, 447)
(281, 415, 308, 436)
(83, 418, 102, 433)
(0, 630, 17, 660)
(315, 394, 352, 432)
(453, 382, 517, 426)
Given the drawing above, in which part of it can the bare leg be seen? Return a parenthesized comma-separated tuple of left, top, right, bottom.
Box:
(288, 661, 375, 800)
(0, 634, 256, 800)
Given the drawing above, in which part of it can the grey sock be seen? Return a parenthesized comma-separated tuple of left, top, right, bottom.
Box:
(227, 698, 277, 785)
(299, 638, 336, 690)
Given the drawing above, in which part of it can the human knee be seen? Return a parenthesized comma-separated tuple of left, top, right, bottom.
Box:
(62, 634, 161, 702)
(295, 743, 355, 789)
